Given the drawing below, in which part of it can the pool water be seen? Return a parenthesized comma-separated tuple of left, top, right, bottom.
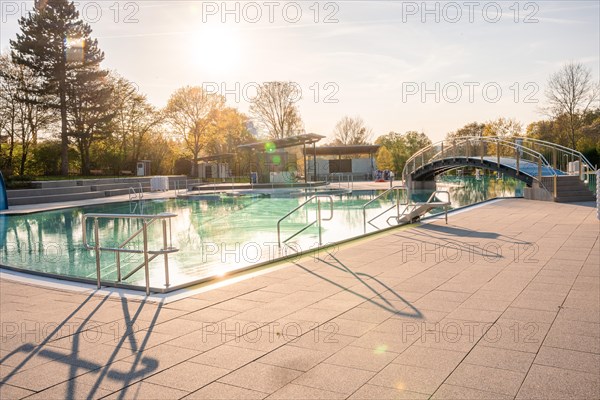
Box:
(0, 177, 523, 290)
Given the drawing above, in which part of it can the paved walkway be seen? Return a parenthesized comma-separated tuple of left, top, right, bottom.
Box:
(1, 199, 598, 399)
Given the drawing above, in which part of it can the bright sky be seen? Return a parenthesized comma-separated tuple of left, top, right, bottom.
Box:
(1, 1, 599, 142)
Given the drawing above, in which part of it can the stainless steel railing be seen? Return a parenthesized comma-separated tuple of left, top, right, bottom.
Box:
(393, 190, 451, 225)
(82, 213, 179, 295)
(277, 195, 334, 247)
(128, 183, 143, 201)
(328, 173, 354, 190)
(362, 186, 408, 233)
(402, 136, 559, 198)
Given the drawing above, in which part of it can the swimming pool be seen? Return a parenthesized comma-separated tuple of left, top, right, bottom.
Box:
(0, 177, 523, 292)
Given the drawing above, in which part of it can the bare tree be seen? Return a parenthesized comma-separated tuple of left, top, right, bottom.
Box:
(109, 73, 163, 170)
(545, 62, 600, 148)
(332, 116, 373, 145)
(165, 86, 225, 175)
(250, 82, 303, 139)
(0, 54, 55, 175)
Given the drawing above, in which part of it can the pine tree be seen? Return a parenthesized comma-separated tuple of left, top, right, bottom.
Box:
(10, 0, 106, 175)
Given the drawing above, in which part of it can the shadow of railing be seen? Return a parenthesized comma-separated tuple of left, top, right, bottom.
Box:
(0, 291, 164, 400)
(294, 252, 423, 319)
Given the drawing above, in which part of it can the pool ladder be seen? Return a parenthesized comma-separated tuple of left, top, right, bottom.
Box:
(391, 191, 451, 226)
(362, 186, 408, 233)
(128, 183, 144, 201)
(277, 195, 334, 247)
(82, 213, 179, 295)
(362, 187, 451, 232)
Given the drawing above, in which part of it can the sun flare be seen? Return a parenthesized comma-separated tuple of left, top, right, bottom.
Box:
(188, 24, 241, 73)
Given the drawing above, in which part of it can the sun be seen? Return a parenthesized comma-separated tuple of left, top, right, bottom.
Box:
(188, 24, 241, 74)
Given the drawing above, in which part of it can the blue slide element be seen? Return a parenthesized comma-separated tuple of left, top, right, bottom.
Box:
(0, 171, 8, 210)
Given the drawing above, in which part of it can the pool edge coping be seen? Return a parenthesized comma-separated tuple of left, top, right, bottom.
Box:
(0, 197, 509, 302)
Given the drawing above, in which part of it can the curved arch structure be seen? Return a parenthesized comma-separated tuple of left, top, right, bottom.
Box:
(403, 136, 597, 201)
(409, 156, 559, 186)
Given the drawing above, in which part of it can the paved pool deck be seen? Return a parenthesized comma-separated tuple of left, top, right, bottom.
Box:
(1, 198, 598, 399)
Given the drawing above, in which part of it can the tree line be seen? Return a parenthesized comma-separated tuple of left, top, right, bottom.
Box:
(0, 0, 306, 178)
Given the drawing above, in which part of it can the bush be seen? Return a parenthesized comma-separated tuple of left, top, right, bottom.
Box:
(174, 158, 192, 176)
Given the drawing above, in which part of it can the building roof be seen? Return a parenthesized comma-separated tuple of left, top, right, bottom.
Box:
(197, 153, 236, 162)
(302, 145, 381, 156)
(237, 133, 325, 152)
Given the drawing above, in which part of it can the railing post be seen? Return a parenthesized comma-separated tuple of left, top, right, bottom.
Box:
(396, 187, 401, 217)
(515, 146, 520, 175)
(537, 158, 542, 181)
(579, 156, 583, 180)
(317, 199, 322, 246)
(553, 175, 557, 198)
(142, 220, 150, 296)
(116, 252, 121, 282)
(481, 142, 484, 163)
(94, 218, 101, 290)
(496, 141, 500, 169)
(162, 219, 170, 288)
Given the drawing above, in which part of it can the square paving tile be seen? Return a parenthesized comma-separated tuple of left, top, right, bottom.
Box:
(0, 383, 35, 400)
(534, 346, 600, 373)
(2, 358, 96, 392)
(260, 344, 329, 372)
(481, 319, 551, 353)
(445, 307, 502, 323)
(350, 330, 415, 354)
(189, 344, 265, 370)
(144, 361, 229, 392)
(326, 318, 377, 338)
(325, 345, 397, 372)
(368, 363, 449, 395)
(392, 345, 465, 373)
(543, 330, 600, 354)
(516, 364, 600, 399)
(293, 363, 375, 395)
(289, 331, 355, 354)
(183, 382, 266, 399)
(463, 345, 535, 373)
(431, 384, 512, 399)
(445, 363, 526, 396)
(167, 329, 233, 353)
(267, 383, 346, 399)
(25, 381, 111, 399)
(348, 383, 428, 399)
(218, 362, 301, 394)
(103, 381, 189, 399)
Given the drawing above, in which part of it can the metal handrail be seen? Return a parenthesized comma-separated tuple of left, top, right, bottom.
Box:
(402, 136, 558, 197)
(519, 137, 596, 172)
(362, 186, 407, 232)
(128, 183, 143, 201)
(410, 136, 554, 176)
(396, 190, 451, 225)
(82, 212, 178, 295)
(277, 195, 333, 247)
(328, 173, 354, 190)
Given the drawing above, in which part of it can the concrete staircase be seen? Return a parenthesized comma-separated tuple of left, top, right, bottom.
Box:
(7, 176, 188, 206)
(554, 175, 596, 203)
